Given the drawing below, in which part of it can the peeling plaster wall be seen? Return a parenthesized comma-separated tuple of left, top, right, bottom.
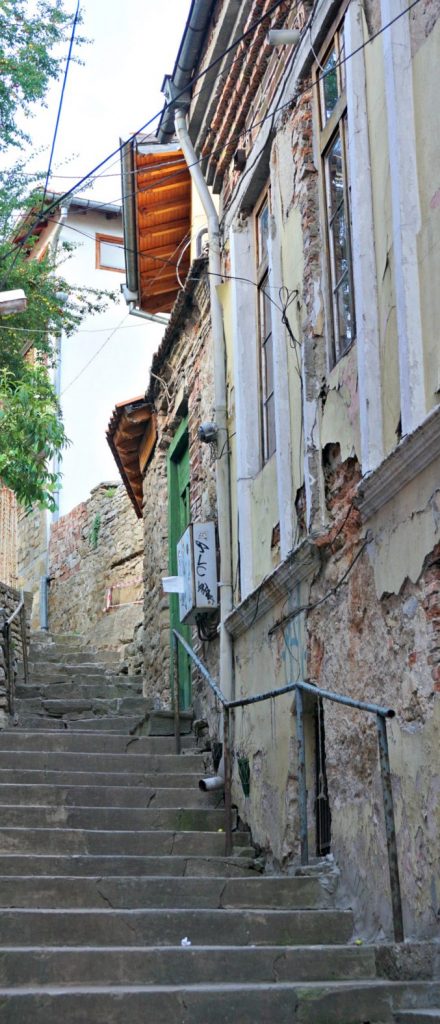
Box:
(321, 344, 361, 463)
(231, 592, 315, 865)
(250, 457, 279, 584)
(364, 32, 401, 454)
(368, 462, 440, 598)
(308, 522, 440, 940)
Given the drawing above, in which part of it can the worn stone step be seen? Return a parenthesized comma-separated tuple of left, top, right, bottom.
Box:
(33, 632, 85, 644)
(13, 716, 148, 734)
(0, 828, 249, 856)
(0, 750, 208, 773)
(0, 980, 396, 1024)
(394, 1013, 440, 1022)
(0, 806, 227, 832)
(390, 981, 440, 1012)
(0, 907, 354, 947)
(0, 768, 202, 788)
(13, 698, 149, 718)
(0, 943, 376, 986)
(16, 681, 144, 700)
(28, 651, 105, 666)
(0, 784, 218, 808)
(0, 874, 332, 910)
(0, 854, 260, 877)
(18, 669, 142, 688)
(0, 732, 193, 755)
(21, 667, 113, 683)
(146, 710, 193, 736)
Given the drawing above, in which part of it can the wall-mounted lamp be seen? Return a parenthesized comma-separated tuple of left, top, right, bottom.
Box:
(0, 289, 27, 315)
(268, 29, 300, 46)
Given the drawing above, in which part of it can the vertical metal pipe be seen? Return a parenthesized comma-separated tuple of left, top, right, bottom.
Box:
(20, 592, 29, 688)
(376, 714, 404, 942)
(295, 686, 309, 865)
(223, 706, 233, 856)
(172, 633, 181, 755)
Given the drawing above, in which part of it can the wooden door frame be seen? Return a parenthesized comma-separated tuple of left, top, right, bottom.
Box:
(167, 418, 192, 708)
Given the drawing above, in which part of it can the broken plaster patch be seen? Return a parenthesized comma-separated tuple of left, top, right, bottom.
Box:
(369, 489, 440, 597)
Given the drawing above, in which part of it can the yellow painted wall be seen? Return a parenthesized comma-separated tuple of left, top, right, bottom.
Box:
(364, 30, 401, 455)
(413, 17, 440, 407)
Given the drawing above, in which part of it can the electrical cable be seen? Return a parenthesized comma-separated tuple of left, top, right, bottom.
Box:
(0, 0, 289, 268)
(37, 0, 421, 221)
(2, 0, 420, 277)
(39, 0, 81, 216)
(60, 311, 131, 396)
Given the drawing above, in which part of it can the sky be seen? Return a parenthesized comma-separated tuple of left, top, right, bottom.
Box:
(24, 0, 191, 203)
(19, 0, 192, 513)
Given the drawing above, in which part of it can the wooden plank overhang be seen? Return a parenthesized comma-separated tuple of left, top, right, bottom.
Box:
(106, 397, 157, 518)
(126, 140, 192, 315)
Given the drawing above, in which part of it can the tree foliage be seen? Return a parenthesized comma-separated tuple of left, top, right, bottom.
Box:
(0, 0, 84, 151)
(0, 1, 112, 510)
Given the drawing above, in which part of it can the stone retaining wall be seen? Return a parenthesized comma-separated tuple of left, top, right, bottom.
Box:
(47, 483, 144, 669)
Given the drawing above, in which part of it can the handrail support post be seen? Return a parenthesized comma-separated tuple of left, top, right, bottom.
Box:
(223, 706, 233, 856)
(172, 632, 181, 755)
(376, 713, 404, 942)
(295, 686, 309, 865)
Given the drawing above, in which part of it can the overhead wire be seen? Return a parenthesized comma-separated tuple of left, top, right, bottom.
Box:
(60, 311, 132, 396)
(0, 0, 289, 268)
(39, 0, 82, 215)
(37, 0, 421, 219)
(1, 0, 420, 273)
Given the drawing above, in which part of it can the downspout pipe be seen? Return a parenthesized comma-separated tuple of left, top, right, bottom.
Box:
(158, 0, 215, 145)
(173, 105, 234, 705)
(120, 138, 139, 297)
(199, 754, 225, 792)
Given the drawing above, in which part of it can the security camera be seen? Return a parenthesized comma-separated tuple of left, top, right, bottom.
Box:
(198, 421, 218, 444)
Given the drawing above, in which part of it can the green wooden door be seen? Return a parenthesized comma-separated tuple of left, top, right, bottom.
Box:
(167, 420, 192, 709)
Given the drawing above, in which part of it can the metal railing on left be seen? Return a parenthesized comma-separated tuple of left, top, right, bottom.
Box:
(0, 589, 29, 715)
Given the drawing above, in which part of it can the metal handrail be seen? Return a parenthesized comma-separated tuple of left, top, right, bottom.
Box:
(0, 589, 29, 715)
(171, 627, 404, 943)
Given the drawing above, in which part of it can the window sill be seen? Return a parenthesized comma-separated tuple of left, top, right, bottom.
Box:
(225, 538, 320, 640)
(356, 403, 440, 519)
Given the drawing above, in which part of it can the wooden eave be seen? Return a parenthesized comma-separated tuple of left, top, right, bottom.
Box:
(134, 146, 192, 315)
(106, 397, 156, 517)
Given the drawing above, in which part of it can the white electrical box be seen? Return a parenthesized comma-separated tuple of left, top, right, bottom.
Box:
(176, 522, 218, 624)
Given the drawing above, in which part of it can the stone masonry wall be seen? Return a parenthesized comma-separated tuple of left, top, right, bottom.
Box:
(141, 265, 220, 707)
(17, 505, 49, 630)
(48, 483, 144, 669)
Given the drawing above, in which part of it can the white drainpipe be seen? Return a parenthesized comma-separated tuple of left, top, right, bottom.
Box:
(174, 107, 234, 705)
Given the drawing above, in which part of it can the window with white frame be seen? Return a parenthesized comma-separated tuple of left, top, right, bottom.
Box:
(256, 192, 276, 463)
(316, 19, 355, 366)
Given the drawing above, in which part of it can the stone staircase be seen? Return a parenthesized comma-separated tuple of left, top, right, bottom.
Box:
(13, 631, 149, 732)
(0, 633, 437, 1021)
